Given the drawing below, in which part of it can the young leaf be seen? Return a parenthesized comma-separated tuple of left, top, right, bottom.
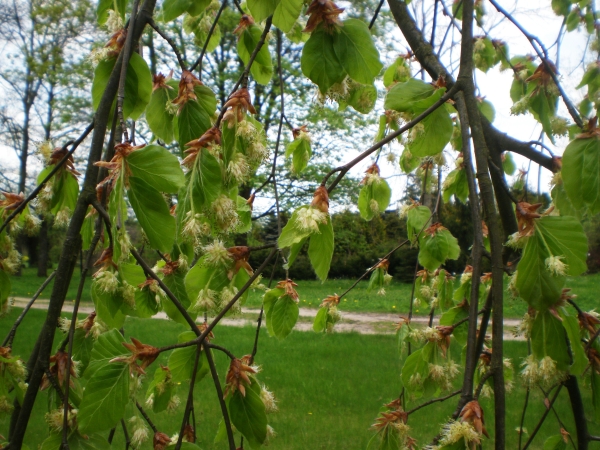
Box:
(78, 361, 130, 434)
(267, 295, 299, 339)
(91, 283, 126, 331)
(301, 24, 346, 94)
(228, 379, 268, 448)
(333, 19, 382, 85)
(313, 307, 328, 332)
(175, 100, 212, 152)
(273, 0, 303, 33)
(562, 135, 600, 214)
(406, 205, 431, 241)
(237, 24, 273, 85)
(559, 310, 587, 375)
(161, 0, 193, 22)
(530, 310, 570, 371)
(407, 107, 453, 157)
(534, 216, 588, 276)
(127, 176, 176, 253)
(286, 138, 312, 174)
(358, 179, 392, 221)
(126, 145, 185, 193)
(308, 215, 334, 281)
(384, 78, 436, 112)
(146, 87, 176, 143)
(247, 0, 278, 22)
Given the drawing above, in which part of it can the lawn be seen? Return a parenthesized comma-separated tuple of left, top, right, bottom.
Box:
(9, 267, 600, 319)
(1, 308, 599, 449)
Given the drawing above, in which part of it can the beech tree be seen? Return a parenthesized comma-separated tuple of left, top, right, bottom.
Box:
(1, 0, 600, 449)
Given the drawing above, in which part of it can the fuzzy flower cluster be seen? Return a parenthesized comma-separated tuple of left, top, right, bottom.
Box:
(506, 231, 529, 249)
(129, 416, 150, 449)
(438, 421, 481, 448)
(260, 385, 278, 413)
(203, 240, 231, 267)
(545, 255, 568, 276)
(227, 152, 251, 183)
(94, 269, 120, 294)
(513, 312, 534, 338)
(181, 211, 211, 250)
(211, 195, 239, 233)
(428, 361, 461, 391)
(45, 408, 78, 432)
(191, 288, 218, 313)
(521, 355, 566, 388)
(296, 207, 327, 233)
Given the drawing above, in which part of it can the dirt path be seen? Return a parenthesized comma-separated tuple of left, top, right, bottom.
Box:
(9, 297, 524, 340)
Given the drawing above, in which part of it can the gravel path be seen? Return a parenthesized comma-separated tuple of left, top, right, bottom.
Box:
(10, 297, 524, 340)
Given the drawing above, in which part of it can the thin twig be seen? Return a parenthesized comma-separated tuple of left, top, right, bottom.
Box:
(323, 84, 459, 193)
(205, 347, 236, 450)
(136, 401, 158, 433)
(2, 271, 56, 347)
(190, 0, 227, 74)
(522, 385, 563, 450)
(0, 123, 94, 235)
(149, 20, 186, 70)
(406, 389, 461, 415)
(175, 344, 201, 450)
(369, 0, 386, 29)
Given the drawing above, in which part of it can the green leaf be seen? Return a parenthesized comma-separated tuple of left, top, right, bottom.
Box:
(72, 329, 95, 375)
(126, 145, 185, 193)
(247, 0, 278, 22)
(478, 98, 495, 122)
(308, 215, 334, 281)
(301, 24, 346, 94)
(384, 78, 436, 112)
(531, 310, 570, 371)
(515, 231, 564, 311)
(273, 0, 303, 32)
(333, 19, 382, 85)
(418, 228, 460, 272)
(406, 205, 431, 241)
(237, 24, 273, 85)
(146, 87, 176, 143)
(344, 82, 377, 114)
(161, 0, 193, 22)
(502, 152, 516, 175)
(313, 307, 328, 332)
(229, 380, 267, 448)
(286, 138, 312, 174)
(285, 237, 307, 270)
(442, 168, 469, 203)
(358, 179, 392, 221)
(85, 329, 127, 379)
(400, 348, 428, 397)
(194, 85, 217, 118)
(92, 53, 152, 121)
(78, 361, 130, 434)
(440, 304, 469, 345)
(266, 295, 299, 339)
(162, 272, 192, 324)
(91, 283, 126, 330)
(187, 149, 223, 210)
(278, 206, 316, 248)
(534, 216, 588, 276)
(127, 176, 175, 253)
(97, 0, 126, 25)
(407, 106, 453, 157)
(175, 100, 212, 152)
(543, 435, 567, 450)
(562, 136, 600, 214)
(185, 264, 229, 304)
(559, 310, 587, 375)
(187, 0, 211, 16)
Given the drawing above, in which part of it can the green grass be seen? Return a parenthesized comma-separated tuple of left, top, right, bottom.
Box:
(8, 267, 600, 318)
(2, 308, 600, 449)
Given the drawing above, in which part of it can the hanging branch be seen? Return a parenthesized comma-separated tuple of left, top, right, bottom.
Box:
(135, 401, 158, 433)
(522, 385, 563, 450)
(405, 389, 461, 415)
(2, 270, 56, 347)
(61, 214, 104, 447)
(148, 19, 187, 70)
(369, 0, 386, 29)
(323, 84, 458, 193)
(488, 0, 584, 129)
(116, 0, 141, 143)
(190, 0, 228, 74)
(0, 122, 94, 235)
(205, 347, 236, 450)
(174, 344, 202, 450)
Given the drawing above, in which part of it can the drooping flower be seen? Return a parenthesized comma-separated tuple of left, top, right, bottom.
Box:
(296, 207, 327, 233)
